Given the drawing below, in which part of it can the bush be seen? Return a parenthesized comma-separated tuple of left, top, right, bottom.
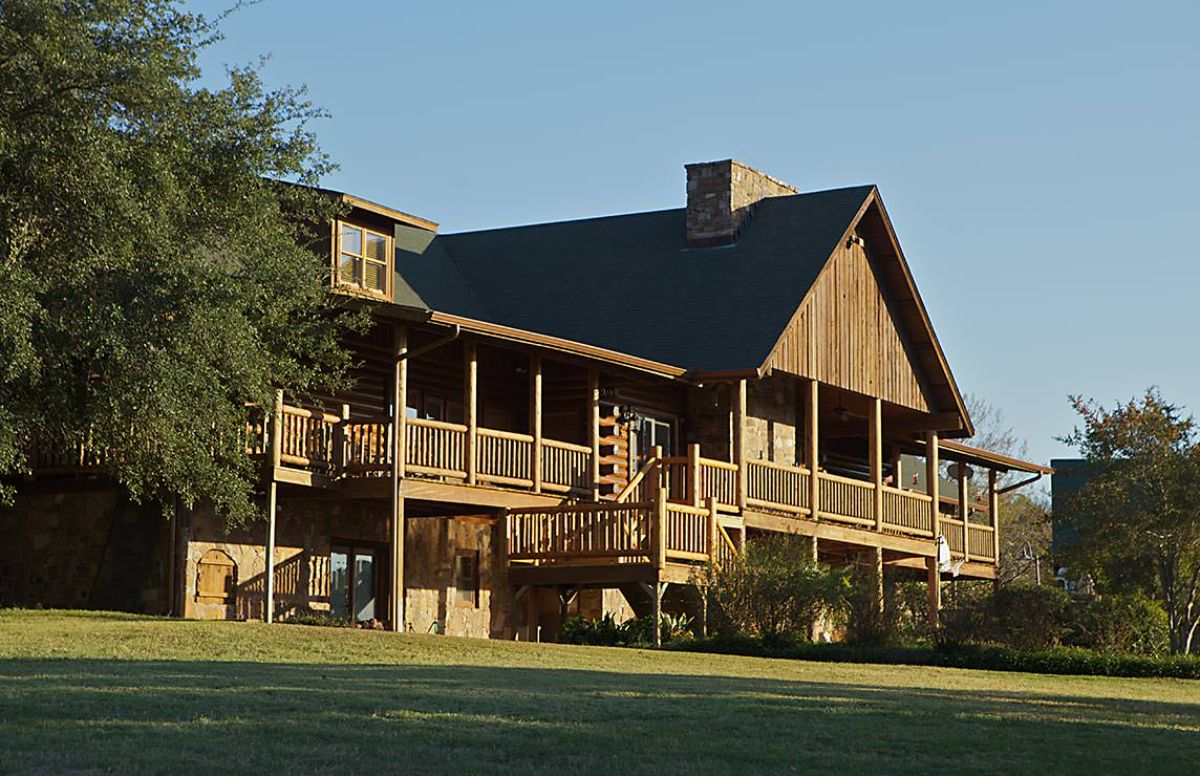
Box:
(707, 534, 850, 645)
(1066, 593, 1170, 655)
(560, 612, 694, 647)
(938, 584, 1070, 650)
(279, 610, 352, 628)
(667, 637, 1200, 679)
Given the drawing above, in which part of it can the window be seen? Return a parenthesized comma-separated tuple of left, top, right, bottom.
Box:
(453, 551, 480, 608)
(337, 222, 390, 295)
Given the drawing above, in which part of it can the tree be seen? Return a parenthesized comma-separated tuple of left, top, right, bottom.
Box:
(1058, 389, 1200, 654)
(961, 393, 1050, 585)
(0, 1, 359, 524)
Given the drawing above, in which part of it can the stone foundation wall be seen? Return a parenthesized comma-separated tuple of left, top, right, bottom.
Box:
(746, 374, 799, 465)
(0, 482, 171, 613)
(404, 516, 511, 639)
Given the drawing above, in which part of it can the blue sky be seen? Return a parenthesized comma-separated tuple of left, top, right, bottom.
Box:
(189, 1, 1199, 466)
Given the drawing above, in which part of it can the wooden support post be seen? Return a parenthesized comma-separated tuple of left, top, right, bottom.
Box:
(872, 546, 885, 623)
(706, 496, 718, 563)
(337, 404, 350, 470)
(989, 468, 1000, 566)
(588, 368, 600, 501)
(530, 354, 543, 493)
(804, 378, 820, 518)
(688, 443, 702, 507)
(870, 397, 883, 531)
(391, 326, 408, 632)
(925, 431, 939, 539)
(654, 485, 668, 571)
(264, 480, 277, 624)
(652, 582, 664, 647)
(271, 389, 284, 471)
(926, 555, 941, 628)
(465, 340, 478, 485)
(958, 465, 970, 562)
(733, 379, 747, 512)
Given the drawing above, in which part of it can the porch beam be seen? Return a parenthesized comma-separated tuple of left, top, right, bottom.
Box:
(958, 465, 970, 562)
(926, 431, 940, 542)
(926, 555, 941, 628)
(804, 378, 819, 521)
(989, 468, 1000, 568)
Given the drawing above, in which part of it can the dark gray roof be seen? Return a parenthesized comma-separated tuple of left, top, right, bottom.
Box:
(393, 185, 874, 372)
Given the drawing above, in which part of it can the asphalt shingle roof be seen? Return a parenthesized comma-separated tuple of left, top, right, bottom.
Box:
(393, 185, 875, 373)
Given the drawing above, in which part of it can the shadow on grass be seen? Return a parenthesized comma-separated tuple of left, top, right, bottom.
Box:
(1, 658, 1197, 775)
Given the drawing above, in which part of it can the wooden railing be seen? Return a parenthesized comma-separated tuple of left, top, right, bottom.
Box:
(507, 502, 652, 561)
(880, 486, 933, 537)
(663, 502, 712, 562)
(698, 458, 738, 512)
(968, 523, 996, 561)
(278, 405, 339, 471)
(714, 520, 739, 569)
(343, 416, 390, 473)
(477, 428, 533, 487)
(616, 456, 661, 504)
(662, 453, 738, 511)
(818, 472, 875, 525)
(745, 459, 810, 514)
(540, 439, 591, 494)
(406, 418, 467, 477)
(941, 517, 965, 556)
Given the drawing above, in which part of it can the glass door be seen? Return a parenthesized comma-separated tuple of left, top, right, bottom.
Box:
(630, 413, 676, 474)
(330, 544, 380, 624)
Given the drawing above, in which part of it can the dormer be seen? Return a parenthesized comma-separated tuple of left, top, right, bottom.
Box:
(329, 192, 437, 301)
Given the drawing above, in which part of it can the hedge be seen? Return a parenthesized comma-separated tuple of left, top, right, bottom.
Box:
(666, 637, 1200, 679)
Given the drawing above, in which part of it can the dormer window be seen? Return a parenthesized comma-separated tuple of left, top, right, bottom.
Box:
(337, 222, 391, 296)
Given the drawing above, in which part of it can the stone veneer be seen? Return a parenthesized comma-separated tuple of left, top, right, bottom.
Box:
(685, 159, 797, 245)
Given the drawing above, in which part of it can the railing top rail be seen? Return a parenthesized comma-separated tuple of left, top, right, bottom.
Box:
(281, 405, 341, 423)
(746, 458, 811, 475)
(818, 471, 875, 488)
(697, 457, 738, 471)
(407, 417, 468, 433)
(507, 501, 653, 516)
(615, 457, 659, 503)
(478, 427, 534, 443)
(542, 437, 591, 453)
(666, 502, 711, 516)
(882, 485, 933, 502)
(343, 414, 391, 426)
(968, 523, 995, 533)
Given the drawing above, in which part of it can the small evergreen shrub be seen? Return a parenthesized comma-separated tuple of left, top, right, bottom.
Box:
(559, 612, 694, 647)
(1066, 593, 1170, 655)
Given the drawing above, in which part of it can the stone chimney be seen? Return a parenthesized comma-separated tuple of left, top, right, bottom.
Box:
(685, 159, 797, 246)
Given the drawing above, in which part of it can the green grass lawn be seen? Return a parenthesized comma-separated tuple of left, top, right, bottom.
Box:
(1, 610, 1197, 775)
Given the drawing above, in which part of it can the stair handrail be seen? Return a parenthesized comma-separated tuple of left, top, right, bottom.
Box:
(615, 455, 661, 503)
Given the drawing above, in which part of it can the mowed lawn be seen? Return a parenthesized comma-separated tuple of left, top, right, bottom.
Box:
(1, 611, 1197, 775)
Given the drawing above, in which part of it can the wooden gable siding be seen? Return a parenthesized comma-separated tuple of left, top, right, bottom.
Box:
(765, 237, 932, 413)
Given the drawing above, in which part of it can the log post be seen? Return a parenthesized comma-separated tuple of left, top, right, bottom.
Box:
(804, 378, 819, 519)
(337, 403, 350, 471)
(706, 495, 718, 563)
(465, 340, 478, 486)
(989, 468, 1000, 566)
(265, 388, 283, 624)
(530, 354, 543, 493)
(870, 397, 883, 531)
(588, 368, 600, 501)
(688, 443, 702, 507)
(958, 465, 970, 562)
(926, 555, 941, 628)
(733, 379, 747, 512)
(391, 325, 408, 632)
(925, 431, 939, 539)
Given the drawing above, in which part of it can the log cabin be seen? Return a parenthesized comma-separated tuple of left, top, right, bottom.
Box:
(1, 159, 1049, 641)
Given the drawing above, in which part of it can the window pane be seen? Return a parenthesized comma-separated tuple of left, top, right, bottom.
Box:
(364, 260, 386, 292)
(364, 232, 387, 261)
(354, 551, 376, 622)
(454, 554, 477, 606)
(330, 550, 349, 619)
(340, 224, 362, 255)
(339, 254, 359, 285)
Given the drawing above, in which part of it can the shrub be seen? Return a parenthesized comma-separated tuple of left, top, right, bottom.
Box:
(560, 612, 694, 647)
(279, 610, 352, 628)
(707, 534, 850, 646)
(937, 584, 1070, 650)
(1066, 593, 1170, 655)
(667, 638, 1200, 679)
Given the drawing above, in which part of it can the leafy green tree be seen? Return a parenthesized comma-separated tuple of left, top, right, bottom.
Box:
(1059, 389, 1200, 654)
(0, 1, 359, 523)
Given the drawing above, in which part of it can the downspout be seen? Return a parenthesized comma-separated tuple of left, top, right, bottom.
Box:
(394, 324, 461, 363)
(998, 472, 1042, 495)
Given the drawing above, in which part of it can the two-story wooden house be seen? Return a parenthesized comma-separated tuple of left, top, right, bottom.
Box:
(1, 159, 1048, 641)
